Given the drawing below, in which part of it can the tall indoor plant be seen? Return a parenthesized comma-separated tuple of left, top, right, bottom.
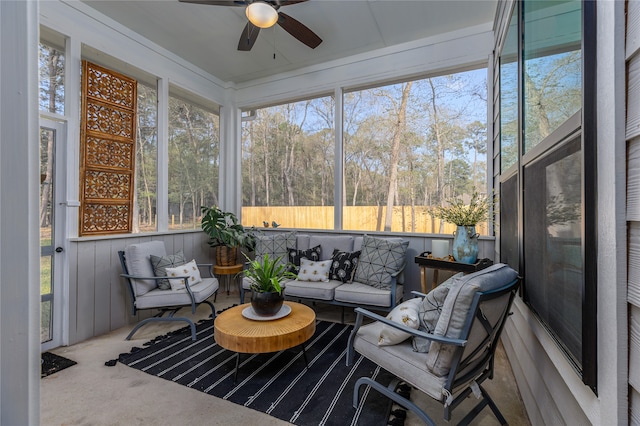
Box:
(201, 206, 255, 266)
(430, 190, 494, 264)
(243, 253, 296, 316)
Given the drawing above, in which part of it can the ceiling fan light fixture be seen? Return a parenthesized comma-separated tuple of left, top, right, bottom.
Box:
(245, 2, 278, 29)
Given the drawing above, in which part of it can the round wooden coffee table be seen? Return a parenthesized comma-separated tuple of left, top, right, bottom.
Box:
(214, 301, 316, 381)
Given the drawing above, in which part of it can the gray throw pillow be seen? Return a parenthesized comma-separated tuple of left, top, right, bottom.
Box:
(352, 235, 409, 290)
(149, 249, 186, 290)
(254, 231, 297, 267)
(412, 272, 463, 353)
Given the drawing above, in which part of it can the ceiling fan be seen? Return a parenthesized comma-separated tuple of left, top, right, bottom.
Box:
(178, 0, 322, 51)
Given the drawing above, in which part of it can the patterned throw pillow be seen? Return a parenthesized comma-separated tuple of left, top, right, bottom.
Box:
(329, 249, 361, 282)
(412, 272, 463, 353)
(288, 245, 322, 273)
(378, 298, 421, 346)
(296, 258, 331, 282)
(149, 249, 186, 290)
(352, 235, 409, 290)
(164, 259, 202, 291)
(254, 232, 297, 267)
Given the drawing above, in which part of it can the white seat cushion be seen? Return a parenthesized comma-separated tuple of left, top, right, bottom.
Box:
(284, 279, 343, 301)
(135, 277, 219, 310)
(334, 282, 403, 308)
(353, 321, 445, 400)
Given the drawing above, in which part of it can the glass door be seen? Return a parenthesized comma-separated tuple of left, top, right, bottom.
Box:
(40, 119, 65, 350)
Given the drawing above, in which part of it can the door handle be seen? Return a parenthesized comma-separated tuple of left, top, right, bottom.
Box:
(55, 247, 64, 253)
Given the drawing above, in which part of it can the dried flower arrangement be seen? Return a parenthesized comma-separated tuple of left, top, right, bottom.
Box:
(430, 190, 494, 226)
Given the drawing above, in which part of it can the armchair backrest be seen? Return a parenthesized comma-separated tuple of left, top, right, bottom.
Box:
(426, 263, 519, 377)
(122, 241, 167, 296)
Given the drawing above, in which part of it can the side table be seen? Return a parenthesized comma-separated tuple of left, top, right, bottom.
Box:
(414, 251, 493, 293)
(213, 263, 244, 295)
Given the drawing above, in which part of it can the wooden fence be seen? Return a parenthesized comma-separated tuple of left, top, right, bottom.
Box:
(242, 206, 490, 235)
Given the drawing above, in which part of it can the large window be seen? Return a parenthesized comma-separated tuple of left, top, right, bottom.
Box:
(241, 71, 487, 234)
(498, 0, 595, 390)
(523, 0, 582, 154)
(134, 83, 158, 233)
(39, 42, 65, 115)
(500, 9, 518, 172)
(168, 94, 220, 230)
(241, 96, 335, 229)
(524, 134, 583, 364)
(343, 70, 488, 234)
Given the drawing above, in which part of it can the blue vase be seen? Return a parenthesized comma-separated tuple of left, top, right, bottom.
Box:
(452, 225, 479, 264)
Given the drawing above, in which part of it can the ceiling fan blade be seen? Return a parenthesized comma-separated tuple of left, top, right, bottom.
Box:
(178, 0, 247, 6)
(237, 22, 260, 51)
(271, 0, 309, 5)
(277, 12, 322, 49)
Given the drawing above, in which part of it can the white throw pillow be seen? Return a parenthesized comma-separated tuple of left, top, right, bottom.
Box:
(296, 258, 331, 282)
(378, 298, 421, 346)
(165, 259, 202, 291)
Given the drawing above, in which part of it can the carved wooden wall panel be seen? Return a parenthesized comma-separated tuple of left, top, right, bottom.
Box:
(79, 61, 137, 236)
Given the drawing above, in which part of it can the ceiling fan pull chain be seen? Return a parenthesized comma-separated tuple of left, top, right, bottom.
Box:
(273, 25, 276, 60)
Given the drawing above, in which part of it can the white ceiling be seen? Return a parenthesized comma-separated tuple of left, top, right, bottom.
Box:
(81, 0, 498, 84)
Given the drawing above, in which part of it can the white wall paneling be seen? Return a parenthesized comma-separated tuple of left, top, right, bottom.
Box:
(629, 0, 640, 422)
(66, 230, 493, 344)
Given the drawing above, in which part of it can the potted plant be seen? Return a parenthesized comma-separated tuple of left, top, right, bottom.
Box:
(430, 190, 494, 264)
(243, 253, 296, 316)
(201, 206, 255, 266)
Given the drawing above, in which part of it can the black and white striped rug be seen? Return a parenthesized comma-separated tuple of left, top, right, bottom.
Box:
(114, 319, 406, 426)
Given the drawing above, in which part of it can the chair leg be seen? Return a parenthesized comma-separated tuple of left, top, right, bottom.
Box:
(456, 385, 506, 426)
(353, 377, 436, 426)
(203, 300, 216, 319)
(126, 316, 197, 341)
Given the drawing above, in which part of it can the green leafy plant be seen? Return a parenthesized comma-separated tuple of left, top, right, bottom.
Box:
(243, 253, 296, 294)
(430, 190, 495, 226)
(200, 206, 255, 250)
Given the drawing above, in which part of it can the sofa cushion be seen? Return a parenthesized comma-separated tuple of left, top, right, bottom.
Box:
(288, 244, 322, 273)
(254, 231, 297, 267)
(296, 258, 331, 282)
(124, 241, 167, 296)
(412, 272, 463, 353)
(328, 249, 361, 283)
(295, 234, 311, 251)
(135, 277, 219, 310)
(426, 263, 518, 376)
(378, 298, 421, 346)
(353, 322, 445, 400)
(149, 249, 186, 290)
(309, 235, 355, 260)
(334, 282, 403, 308)
(284, 279, 343, 301)
(353, 235, 408, 290)
(165, 259, 202, 291)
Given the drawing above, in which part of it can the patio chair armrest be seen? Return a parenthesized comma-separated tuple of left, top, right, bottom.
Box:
(390, 262, 406, 278)
(196, 263, 214, 277)
(120, 273, 167, 281)
(353, 307, 467, 346)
